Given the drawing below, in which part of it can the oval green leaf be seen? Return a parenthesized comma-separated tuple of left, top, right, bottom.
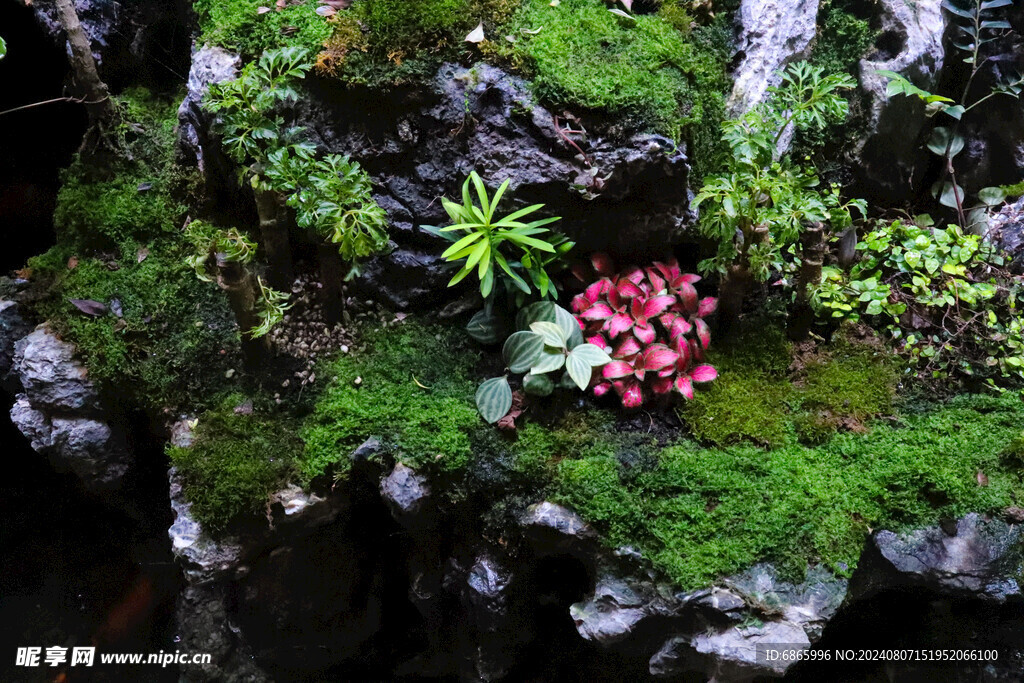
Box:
(523, 372, 554, 397)
(530, 321, 567, 348)
(503, 331, 544, 373)
(565, 352, 593, 390)
(568, 343, 612, 367)
(466, 309, 503, 345)
(531, 348, 566, 374)
(476, 377, 513, 424)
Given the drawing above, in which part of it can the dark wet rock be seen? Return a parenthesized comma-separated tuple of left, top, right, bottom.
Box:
(0, 300, 32, 391)
(30, 0, 118, 65)
(520, 500, 599, 558)
(8, 325, 131, 490)
(571, 573, 680, 646)
(459, 551, 519, 681)
(350, 436, 383, 462)
(849, 513, 1023, 603)
(855, 0, 946, 200)
(31, 0, 192, 86)
(992, 195, 1024, 273)
(176, 45, 243, 210)
(380, 462, 432, 525)
(238, 62, 689, 308)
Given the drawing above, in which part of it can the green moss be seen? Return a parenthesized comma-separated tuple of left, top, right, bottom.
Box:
(1000, 181, 1024, 198)
(810, 0, 877, 76)
(168, 395, 304, 531)
(29, 88, 239, 413)
(553, 392, 1024, 589)
(27, 241, 241, 413)
(193, 0, 334, 57)
(679, 324, 900, 448)
(801, 335, 898, 421)
(318, 0, 512, 87)
(300, 322, 483, 480)
(54, 89, 184, 249)
(502, 0, 729, 173)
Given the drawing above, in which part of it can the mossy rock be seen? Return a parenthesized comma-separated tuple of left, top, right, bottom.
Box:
(168, 395, 304, 531)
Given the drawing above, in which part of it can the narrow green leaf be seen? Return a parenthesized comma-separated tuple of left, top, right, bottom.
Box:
(441, 231, 484, 259)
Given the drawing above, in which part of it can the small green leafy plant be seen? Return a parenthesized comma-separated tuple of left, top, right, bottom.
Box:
(185, 220, 290, 341)
(816, 216, 1024, 382)
(693, 62, 864, 323)
(878, 0, 1022, 228)
(426, 171, 572, 303)
(475, 302, 611, 423)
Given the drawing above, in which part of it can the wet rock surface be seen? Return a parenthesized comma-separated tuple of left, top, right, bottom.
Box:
(8, 325, 131, 490)
(849, 512, 1023, 603)
(182, 60, 692, 309)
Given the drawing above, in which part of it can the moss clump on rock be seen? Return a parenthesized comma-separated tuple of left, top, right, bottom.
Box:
(502, 0, 730, 175)
(301, 323, 483, 480)
(193, 0, 334, 57)
(552, 392, 1024, 589)
(26, 89, 240, 413)
(679, 323, 900, 447)
(168, 395, 304, 531)
(54, 89, 185, 250)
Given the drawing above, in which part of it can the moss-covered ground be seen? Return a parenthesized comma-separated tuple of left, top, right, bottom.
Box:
(172, 316, 1024, 591)
(23, 89, 242, 413)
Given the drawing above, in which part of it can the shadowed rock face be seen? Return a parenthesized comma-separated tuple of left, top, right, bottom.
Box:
(179, 58, 693, 309)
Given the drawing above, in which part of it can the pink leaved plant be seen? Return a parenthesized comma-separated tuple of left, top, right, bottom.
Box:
(572, 253, 718, 408)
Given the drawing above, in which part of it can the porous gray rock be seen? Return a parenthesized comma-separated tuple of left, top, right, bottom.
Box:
(9, 325, 130, 490)
(177, 45, 241, 175)
(855, 0, 946, 199)
(14, 325, 100, 414)
(728, 0, 821, 115)
(263, 63, 689, 308)
(0, 300, 32, 391)
(850, 513, 1023, 603)
(521, 500, 598, 558)
(460, 551, 518, 681)
(10, 397, 129, 486)
(380, 462, 432, 525)
(992, 195, 1024, 272)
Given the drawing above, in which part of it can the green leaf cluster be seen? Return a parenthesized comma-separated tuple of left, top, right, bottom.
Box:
(475, 302, 610, 423)
(693, 62, 863, 280)
(426, 171, 571, 303)
(204, 48, 390, 271)
(816, 217, 1024, 382)
(878, 0, 1022, 222)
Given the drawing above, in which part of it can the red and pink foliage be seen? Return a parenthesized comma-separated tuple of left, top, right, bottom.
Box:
(571, 253, 718, 408)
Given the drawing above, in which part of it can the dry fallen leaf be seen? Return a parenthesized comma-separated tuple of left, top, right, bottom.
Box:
(69, 299, 108, 317)
(620, 0, 632, 10)
(67, 256, 78, 270)
(977, 470, 990, 487)
(136, 247, 150, 263)
(315, 5, 336, 16)
(465, 22, 485, 43)
(257, 6, 272, 13)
